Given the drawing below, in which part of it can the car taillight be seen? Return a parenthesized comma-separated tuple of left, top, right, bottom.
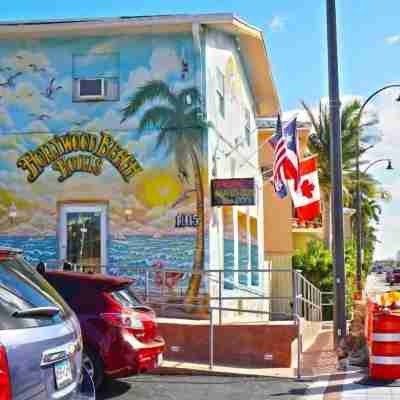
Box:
(100, 312, 144, 330)
(0, 345, 12, 400)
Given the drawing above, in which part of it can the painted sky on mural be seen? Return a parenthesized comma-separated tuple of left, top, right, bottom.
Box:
(0, 34, 205, 238)
(1, 1, 400, 257)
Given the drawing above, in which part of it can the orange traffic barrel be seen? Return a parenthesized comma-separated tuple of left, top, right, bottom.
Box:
(366, 296, 379, 348)
(369, 310, 400, 380)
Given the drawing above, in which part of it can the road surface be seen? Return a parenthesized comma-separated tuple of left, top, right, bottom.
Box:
(97, 375, 311, 400)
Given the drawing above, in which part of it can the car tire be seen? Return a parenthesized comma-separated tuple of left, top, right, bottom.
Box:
(82, 347, 104, 390)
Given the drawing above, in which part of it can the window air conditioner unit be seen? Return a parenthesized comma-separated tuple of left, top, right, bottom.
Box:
(78, 78, 105, 100)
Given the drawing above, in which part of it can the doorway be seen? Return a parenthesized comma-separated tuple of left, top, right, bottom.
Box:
(58, 203, 108, 272)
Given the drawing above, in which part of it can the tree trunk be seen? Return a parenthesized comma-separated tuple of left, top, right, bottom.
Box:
(184, 147, 205, 307)
(322, 190, 332, 249)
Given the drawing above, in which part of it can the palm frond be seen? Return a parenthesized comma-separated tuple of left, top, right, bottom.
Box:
(138, 106, 175, 132)
(121, 80, 177, 123)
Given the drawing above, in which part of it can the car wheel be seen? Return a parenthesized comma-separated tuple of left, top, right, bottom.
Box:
(82, 347, 104, 390)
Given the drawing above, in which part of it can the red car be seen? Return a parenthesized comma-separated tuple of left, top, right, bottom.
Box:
(389, 269, 400, 285)
(39, 270, 165, 389)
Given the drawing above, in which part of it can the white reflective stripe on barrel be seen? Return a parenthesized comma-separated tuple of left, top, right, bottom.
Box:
(372, 333, 400, 342)
(371, 356, 400, 365)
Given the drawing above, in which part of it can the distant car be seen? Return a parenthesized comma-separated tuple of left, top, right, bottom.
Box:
(389, 269, 400, 285)
(0, 248, 94, 400)
(386, 270, 393, 283)
(39, 270, 165, 389)
(376, 265, 384, 274)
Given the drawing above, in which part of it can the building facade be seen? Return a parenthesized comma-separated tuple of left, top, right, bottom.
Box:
(0, 14, 279, 317)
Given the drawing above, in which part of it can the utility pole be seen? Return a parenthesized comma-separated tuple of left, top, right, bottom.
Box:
(326, 0, 347, 347)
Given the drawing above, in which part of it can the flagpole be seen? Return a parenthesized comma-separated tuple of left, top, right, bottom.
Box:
(326, 0, 347, 347)
(238, 115, 299, 169)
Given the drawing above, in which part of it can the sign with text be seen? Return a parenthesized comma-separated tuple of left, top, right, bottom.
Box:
(211, 178, 255, 206)
(17, 131, 143, 183)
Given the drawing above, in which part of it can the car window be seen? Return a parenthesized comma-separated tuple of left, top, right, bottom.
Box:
(109, 284, 143, 309)
(0, 286, 61, 329)
(0, 257, 72, 330)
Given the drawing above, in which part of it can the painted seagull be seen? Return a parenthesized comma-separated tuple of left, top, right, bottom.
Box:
(42, 78, 62, 99)
(29, 112, 51, 121)
(73, 118, 90, 127)
(0, 72, 23, 88)
(29, 63, 47, 73)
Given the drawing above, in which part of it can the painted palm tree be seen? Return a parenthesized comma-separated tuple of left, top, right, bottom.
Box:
(121, 80, 210, 306)
(301, 99, 378, 246)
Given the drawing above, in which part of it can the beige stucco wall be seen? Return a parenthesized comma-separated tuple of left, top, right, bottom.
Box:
(258, 126, 312, 318)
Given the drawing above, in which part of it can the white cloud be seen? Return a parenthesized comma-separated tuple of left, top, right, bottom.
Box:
(3, 50, 55, 75)
(269, 16, 286, 32)
(0, 80, 53, 115)
(385, 35, 400, 45)
(0, 107, 14, 128)
(85, 108, 138, 132)
(26, 120, 49, 133)
(122, 47, 181, 100)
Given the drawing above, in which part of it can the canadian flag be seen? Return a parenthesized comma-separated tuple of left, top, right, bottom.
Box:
(287, 155, 321, 221)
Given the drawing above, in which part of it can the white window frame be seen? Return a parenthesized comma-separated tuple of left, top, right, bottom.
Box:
(78, 78, 105, 100)
(58, 203, 108, 273)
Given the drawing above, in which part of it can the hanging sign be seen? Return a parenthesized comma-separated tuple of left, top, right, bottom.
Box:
(17, 131, 143, 183)
(211, 178, 255, 206)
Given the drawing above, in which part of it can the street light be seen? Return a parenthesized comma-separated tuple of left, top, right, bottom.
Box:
(355, 85, 400, 292)
(357, 159, 394, 267)
(362, 158, 393, 174)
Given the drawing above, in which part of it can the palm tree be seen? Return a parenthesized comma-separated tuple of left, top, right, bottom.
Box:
(121, 80, 209, 306)
(301, 99, 378, 246)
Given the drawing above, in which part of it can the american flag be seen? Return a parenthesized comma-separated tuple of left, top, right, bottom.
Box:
(268, 115, 300, 199)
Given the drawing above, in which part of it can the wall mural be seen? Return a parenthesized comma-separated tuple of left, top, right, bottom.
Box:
(17, 131, 143, 182)
(0, 33, 210, 300)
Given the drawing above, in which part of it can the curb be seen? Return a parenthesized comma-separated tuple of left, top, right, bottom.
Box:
(145, 363, 297, 379)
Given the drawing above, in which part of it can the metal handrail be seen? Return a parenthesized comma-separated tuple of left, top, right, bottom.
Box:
(149, 298, 303, 379)
(46, 261, 323, 323)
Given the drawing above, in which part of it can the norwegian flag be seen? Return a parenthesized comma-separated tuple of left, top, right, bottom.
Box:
(287, 155, 321, 221)
(268, 115, 300, 198)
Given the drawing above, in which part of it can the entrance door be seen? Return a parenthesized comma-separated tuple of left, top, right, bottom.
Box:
(59, 204, 108, 273)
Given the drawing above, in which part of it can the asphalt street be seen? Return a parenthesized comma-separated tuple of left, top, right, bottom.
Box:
(97, 375, 311, 400)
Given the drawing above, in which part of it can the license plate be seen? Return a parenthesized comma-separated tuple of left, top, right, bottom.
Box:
(54, 359, 73, 389)
(157, 353, 163, 367)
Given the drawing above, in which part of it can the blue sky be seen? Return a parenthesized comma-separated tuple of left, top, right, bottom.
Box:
(1, 1, 400, 258)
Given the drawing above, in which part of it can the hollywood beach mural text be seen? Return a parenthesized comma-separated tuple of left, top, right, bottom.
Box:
(16, 131, 143, 183)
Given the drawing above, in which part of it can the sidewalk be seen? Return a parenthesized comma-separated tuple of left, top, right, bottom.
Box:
(306, 369, 400, 400)
(300, 328, 338, 377)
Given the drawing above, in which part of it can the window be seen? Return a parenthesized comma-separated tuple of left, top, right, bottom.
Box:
(238, 212, 249, 286)
(250, 217, 259, 286)
(0, 257, 72, 329)
(72, 53, 120, 102)
(245, 108, 251, 146)
(216, 68, 225, 117)
(223, 208, 234, 290)
(109, 285, 143, 309)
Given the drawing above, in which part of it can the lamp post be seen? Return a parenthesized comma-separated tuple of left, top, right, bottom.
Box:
(327, 0, 347, 346)
(355, 85, 400, 292)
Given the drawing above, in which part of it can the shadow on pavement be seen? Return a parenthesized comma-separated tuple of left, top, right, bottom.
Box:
(97, 380, 132, 400)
